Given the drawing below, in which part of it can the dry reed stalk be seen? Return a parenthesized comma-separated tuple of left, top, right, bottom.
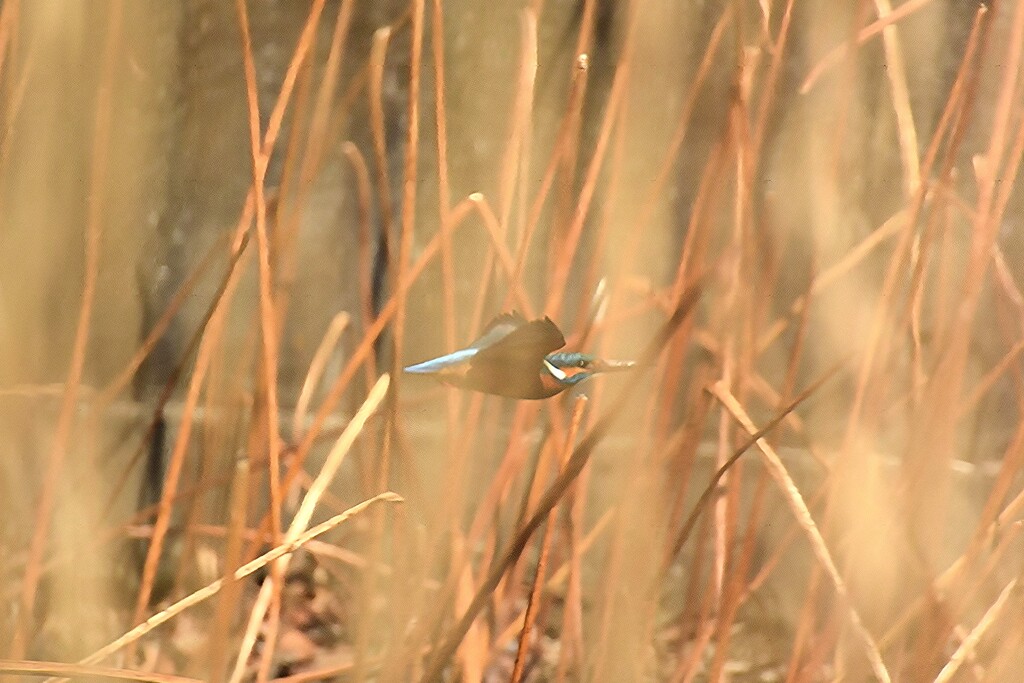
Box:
(819, 0, 873, 226)
(511, 11, 534, 257)
(717, 102, 755, 631)
(429, 0, 460, 475)
(0, 45, 32, 219)
(368, 26, 395, 279)
(712, 271, 739, 665)
(493, 508, 614, 656)
(727, 253, 815, 600)
(13, 0, 122, 658)
(339, 142, 380, 399)
(92, 231, 233, 410)
(510, 396, 585, 681)
(128, 228, 252, 656)
(988, 56, 1024, 221)
(668, 542, 717, 683)
(979, 600, 1024, 682)
(993, 244, 1024, 315)
(566, 61, 628, 375)
(895, 418, 1024, 666)
(357, 2, 425, 678)
(60, 491, 401, 681)
(879, 507, 1024, 652)
(727, 80, 759, 616)
(0, 0, 17, 83)
(497, 9, 537, 233)
(391, 0, 424, 400)
(664, 363, 841, 576)
(660, 381, 714, 565)
(271, 0, 355, 349)
(682, 499, 715, 653)
(552, 457, 589, 681)
(653, 134, 727, 426)
(902, 12, 1024, 669)
(874, 0, 921, 196)
(801, 0, 941, 94)
(712, 384, 892, 682)
(961, 338, 1024, 417)
(804, 615, 841, 682)
(99, 226, 253, 523)
(175, 341, 236, 598)
(744, 483, 831, 598)
(464, 409, 538, 544)
(713, 247, 809, 677)
(505, 430, 555, 612)
(469, 195, 535, 316)
(229, 375, 389, 681)
(236, 3, 317, 677)
(293, 312, 351, 439)
(589, 459, 627, 679)
(749, 0, 794, 163)
(326, 8, 412, 160)
(283, 194, 477, 515)
(0, 0, 23, 214)
(933, 578, 1019, 683)
(784, 572, 820, 682)
(931, 191, 957, 351)
(233, 0, 285, 556)
(544, 0, 640, 319)
(505, 52, 590, 303)
(453, 553, 488, 681)
(287, 0, 356, 231)
(207, 458, 250, 683)
(435, 388, 486, 537)
(271, 44, 315, 284)
(551, 7, 596, 319)
(460, 8, 537, 335)
(962, 419, 1024, 564)
(0, 659, 202, 683)
(708, 498, 758, 680)
(892, 2, 988, 371)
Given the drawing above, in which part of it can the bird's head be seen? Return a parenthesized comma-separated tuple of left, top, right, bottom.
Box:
(541, 352, 636, 391)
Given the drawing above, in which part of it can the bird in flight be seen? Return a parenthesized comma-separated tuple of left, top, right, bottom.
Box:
(404, 312, 635, 399)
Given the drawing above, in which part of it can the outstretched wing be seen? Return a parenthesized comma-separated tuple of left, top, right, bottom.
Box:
(469, 311, 529, 349)
(472, 316, 565, 363)
(465, 317, 566, 398)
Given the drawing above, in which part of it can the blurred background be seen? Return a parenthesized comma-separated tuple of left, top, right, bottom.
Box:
(1, 0, 1023, 680)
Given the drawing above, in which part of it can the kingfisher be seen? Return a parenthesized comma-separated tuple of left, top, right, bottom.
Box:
(403, 312, 636, 399)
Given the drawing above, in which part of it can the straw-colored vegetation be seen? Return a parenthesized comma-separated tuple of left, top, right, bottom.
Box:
(1, 0, 1022, 681)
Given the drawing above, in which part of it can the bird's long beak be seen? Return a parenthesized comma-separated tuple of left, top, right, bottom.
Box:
(403, 348, 478, 374)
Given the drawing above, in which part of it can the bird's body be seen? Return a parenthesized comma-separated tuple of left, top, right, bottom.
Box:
(404, 312, 635, 399)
